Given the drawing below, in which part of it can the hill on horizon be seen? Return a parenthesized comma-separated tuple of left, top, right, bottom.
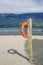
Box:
(0, 13, 43, 20)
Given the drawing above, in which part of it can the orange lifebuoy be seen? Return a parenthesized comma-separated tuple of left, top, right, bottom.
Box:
(21, 22, 28, 38)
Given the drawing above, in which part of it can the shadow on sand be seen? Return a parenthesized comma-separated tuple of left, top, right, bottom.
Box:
(24, 39, 43, 65)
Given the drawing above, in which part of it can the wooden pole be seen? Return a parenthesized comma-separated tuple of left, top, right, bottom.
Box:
(27, 18, 33, 62)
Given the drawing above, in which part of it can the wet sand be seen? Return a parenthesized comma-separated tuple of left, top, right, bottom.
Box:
(32, 39, 43, 65)
(0, 35, 43, 65)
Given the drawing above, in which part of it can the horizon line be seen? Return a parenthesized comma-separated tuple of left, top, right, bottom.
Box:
(0, 12, 43, 14)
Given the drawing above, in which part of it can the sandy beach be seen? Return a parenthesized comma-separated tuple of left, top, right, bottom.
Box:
(0, 35, 43, 65)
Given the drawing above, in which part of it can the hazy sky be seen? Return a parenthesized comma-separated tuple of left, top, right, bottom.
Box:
(0, 0, 43, 13)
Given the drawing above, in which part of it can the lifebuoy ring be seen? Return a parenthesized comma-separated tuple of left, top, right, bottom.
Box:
(21, 22, 28, 38)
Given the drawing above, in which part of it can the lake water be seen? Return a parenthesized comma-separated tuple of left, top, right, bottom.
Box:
(0, 13, 43, 35)
(0, 28, 43, 35)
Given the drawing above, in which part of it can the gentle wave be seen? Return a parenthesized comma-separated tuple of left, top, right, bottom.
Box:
(0, 28, 43, 32)
(0, 28, 43, 35)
